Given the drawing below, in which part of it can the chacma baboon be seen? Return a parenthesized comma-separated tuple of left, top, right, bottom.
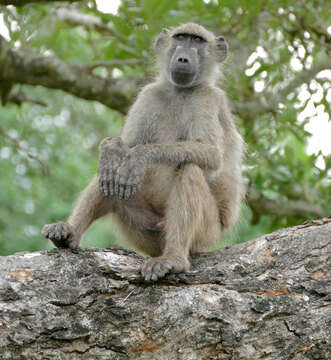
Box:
(43, 23, 245, 281)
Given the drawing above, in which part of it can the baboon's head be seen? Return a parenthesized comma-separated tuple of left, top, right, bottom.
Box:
(154, 23, 227, 88)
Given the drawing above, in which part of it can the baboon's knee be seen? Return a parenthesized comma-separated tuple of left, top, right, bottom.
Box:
(176, 165, 221, 252)
(180, 163, 204, 176)
(179, 164, 207, 189)
(170, 163, 216, 223)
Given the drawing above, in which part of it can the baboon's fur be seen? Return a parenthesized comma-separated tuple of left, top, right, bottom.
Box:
(42, 23, 245, 281)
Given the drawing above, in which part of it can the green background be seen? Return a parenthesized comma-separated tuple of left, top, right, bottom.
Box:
(0, 0, 330, 255)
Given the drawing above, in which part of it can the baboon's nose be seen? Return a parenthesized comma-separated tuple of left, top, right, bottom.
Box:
(178, 57, 189, 63)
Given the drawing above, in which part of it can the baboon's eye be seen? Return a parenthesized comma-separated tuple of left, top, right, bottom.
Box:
(177, 34, 185, 41)
(194, 36, 202, 43)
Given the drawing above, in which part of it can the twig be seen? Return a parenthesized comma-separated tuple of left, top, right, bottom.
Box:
(7, 90, 47, 107)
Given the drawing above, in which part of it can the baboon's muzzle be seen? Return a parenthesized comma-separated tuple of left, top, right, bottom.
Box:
(170, 46, 197, 86)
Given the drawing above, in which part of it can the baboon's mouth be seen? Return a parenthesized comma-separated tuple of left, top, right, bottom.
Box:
(171, 70, 195, 86)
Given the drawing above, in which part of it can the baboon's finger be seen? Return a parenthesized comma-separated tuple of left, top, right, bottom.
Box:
(114, 174, 120, 196)
(119, 183, 125, 199)
(109, 177, 115, 196)
(124, 185, 132, 200)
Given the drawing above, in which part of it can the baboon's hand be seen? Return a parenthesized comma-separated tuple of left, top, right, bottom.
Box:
(42, 221, 80, 249)
(114, 147, 147, 200)
(141, 256, 190, 281)
(98, 137, 129, 197)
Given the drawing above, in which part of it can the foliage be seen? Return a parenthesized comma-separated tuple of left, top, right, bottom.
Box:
(0, 0, 330, 255)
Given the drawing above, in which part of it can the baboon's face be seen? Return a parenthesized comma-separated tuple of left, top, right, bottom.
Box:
(166, 33, 209, 88)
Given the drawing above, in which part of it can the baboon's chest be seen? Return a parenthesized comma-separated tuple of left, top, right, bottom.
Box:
(149, 99, 197, 144)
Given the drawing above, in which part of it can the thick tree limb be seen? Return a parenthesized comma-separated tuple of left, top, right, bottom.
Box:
(0, 35, 137, 113)
(0, 218, 330, 359)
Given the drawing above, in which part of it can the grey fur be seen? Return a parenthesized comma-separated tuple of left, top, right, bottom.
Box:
(42, 23, 245, 281)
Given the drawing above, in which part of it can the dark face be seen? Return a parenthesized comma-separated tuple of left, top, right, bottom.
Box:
(167, 33, 208, 87)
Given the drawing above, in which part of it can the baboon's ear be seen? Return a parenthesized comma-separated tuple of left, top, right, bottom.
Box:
(154, 28, 169, 51)
(215, 36, 227, 62)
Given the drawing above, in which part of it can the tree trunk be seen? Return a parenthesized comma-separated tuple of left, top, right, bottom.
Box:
(0, 218, 330, 360)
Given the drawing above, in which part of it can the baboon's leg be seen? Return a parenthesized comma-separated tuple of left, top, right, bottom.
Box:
(43, 175, 114, 248)
(68, 176, 114, 238)
(211, 172, 244, 230)
(141, 164, 221, 280)
(164, 163, 221, 255)
(191, 190, 222, 254)
(43, 175, 164, 249)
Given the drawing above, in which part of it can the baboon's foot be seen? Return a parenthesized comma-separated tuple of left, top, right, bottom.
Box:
(42, 221, 80, 249)
(141, 255, 190, 281)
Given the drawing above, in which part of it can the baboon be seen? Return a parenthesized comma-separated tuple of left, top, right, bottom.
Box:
(43, 23, 245, 281)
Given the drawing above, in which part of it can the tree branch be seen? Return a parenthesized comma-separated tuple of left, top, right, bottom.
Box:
(0, 218, 330, 359)
(278, 59, 331, 99)
(233, 59, 331, 117)
(84, 59, 144, 71)
(232, 98, 269, 118)
(6, 89, 47, 106)
(0, 35, 136, 113)
(54, 7, 128, 43)
(247, 187, 324, 221)
(54, 8, 139, 55)
(55, 7, 107, 30)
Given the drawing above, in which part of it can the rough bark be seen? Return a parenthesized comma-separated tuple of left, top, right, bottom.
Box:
(0, 217, 330, 359)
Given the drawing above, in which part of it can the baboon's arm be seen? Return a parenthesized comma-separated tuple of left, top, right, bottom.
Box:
(111, 140, 222, 200)
(133, 141, 221, 170)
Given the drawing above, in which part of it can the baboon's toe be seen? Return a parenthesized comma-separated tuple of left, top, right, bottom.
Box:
(141, 256, 190, 281)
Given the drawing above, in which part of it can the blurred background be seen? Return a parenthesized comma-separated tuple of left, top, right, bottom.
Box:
(0, 0, 330, 255)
